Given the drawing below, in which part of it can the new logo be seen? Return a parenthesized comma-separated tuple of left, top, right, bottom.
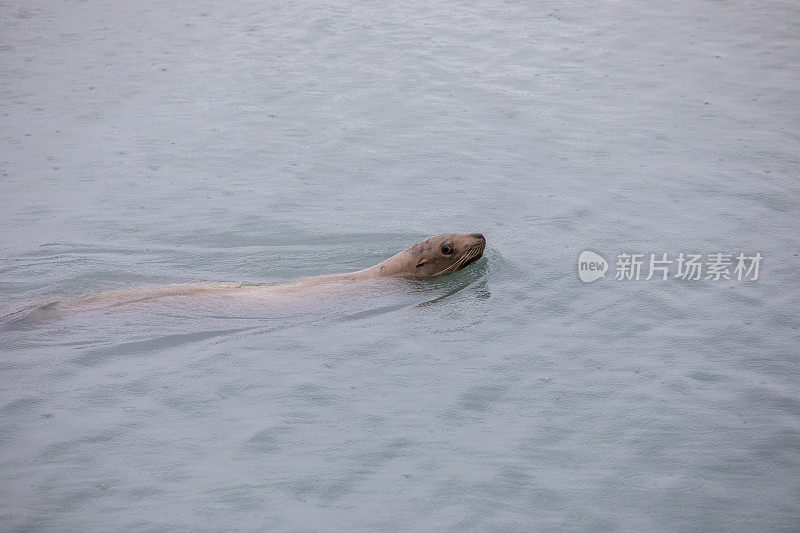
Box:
(578, 251, 608, 282)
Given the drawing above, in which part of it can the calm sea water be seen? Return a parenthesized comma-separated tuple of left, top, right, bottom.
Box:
(2, 1, 800, 531)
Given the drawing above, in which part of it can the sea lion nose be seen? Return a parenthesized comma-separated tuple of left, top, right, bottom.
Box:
(470, 233, 485, 241)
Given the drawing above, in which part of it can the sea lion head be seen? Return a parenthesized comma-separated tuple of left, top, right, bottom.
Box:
(385, 233, 486, 278)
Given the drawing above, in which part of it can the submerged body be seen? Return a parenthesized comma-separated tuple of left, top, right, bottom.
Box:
(6, 233, 486, 318)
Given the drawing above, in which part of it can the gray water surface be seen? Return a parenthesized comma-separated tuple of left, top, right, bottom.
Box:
(2, 1, 800, 531)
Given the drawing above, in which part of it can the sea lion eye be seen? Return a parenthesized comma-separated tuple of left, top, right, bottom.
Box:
(441, 243, 454, 255)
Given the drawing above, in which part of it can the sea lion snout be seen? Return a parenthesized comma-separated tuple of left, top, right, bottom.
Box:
(465, 233, 486, 256)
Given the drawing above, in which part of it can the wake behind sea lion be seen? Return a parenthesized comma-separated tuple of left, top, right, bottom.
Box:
(4, 233, 486, 320)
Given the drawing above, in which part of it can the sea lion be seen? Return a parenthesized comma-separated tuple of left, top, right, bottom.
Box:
(3, 233, 486, 319)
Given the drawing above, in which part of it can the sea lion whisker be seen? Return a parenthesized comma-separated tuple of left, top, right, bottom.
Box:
(433, 261, 456, 277)
(433, 255, 463, 276)
(433, 250, 471, 276)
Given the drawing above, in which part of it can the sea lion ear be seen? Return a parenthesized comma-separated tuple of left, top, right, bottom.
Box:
(416, 259, 427, 268)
